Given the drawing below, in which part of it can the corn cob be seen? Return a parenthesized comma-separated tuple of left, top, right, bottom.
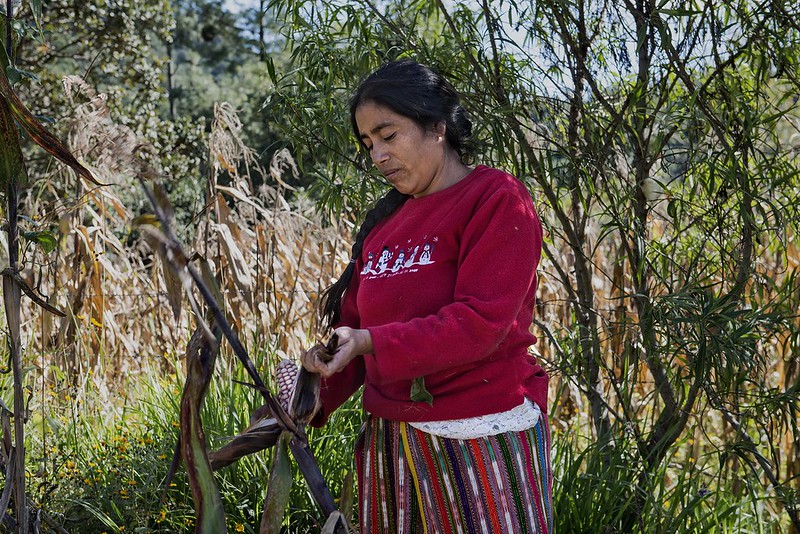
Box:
(275, 358, 299, 412)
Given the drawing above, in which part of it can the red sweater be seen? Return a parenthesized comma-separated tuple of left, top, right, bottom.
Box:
(315, 165, 548, 424)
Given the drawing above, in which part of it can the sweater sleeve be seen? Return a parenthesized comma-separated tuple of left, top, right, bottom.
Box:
(365, 183, 542, 385)
(310, 263, 366, 427)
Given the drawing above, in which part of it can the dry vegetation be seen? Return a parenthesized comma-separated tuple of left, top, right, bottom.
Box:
(13, 85, 350, 391)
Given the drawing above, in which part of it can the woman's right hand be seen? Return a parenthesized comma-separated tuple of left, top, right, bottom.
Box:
(301, 326, 373, 379)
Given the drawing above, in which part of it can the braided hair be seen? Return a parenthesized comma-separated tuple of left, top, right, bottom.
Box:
(320, 60, 474, 329)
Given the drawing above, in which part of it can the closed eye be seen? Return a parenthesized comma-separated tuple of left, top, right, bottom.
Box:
(384, 132, 396, 141)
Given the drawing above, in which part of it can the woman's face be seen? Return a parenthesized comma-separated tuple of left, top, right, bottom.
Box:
(355, 101, 448, 198)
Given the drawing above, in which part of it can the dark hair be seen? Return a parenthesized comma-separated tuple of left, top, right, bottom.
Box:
(349, 60, 473, 159)
(320, 60, 472, 329)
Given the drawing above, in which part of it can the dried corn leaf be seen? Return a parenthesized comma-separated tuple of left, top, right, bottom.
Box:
(180, 325, 226, 533)
(0, 46, 98, 186)
(260, 432, 292, 534)
(216, 184, 273, 220)
(208, 417, 281, 471)
(290, 368, 321, 424)
(217, 223, 253, 302)
(321, 512, 348, 534)
(157, 249, 183, 321)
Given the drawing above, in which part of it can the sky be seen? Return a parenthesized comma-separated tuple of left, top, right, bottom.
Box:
(224, 0, 257, 13)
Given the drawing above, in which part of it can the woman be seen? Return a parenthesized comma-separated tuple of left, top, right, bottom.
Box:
(302, 60, 551, 533)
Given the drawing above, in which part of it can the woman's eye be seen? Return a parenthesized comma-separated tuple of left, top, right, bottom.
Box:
(384, 133, 396, 142)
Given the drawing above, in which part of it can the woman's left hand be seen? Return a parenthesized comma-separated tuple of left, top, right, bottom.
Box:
(301, 326, 373, 378)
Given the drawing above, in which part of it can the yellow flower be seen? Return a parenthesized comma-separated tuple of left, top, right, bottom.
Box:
(235, 524, 245, 532)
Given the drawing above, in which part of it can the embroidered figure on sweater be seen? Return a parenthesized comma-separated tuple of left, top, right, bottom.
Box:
(391, 251, 406, 272)
(376, 246, 392, 273)
(361, 252, 375, 275)
(418, 243, 434, 265)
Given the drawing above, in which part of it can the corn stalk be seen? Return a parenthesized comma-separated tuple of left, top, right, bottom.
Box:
(1, 5, 95, 531)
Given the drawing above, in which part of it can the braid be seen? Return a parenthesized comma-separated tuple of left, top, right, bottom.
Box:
(320, 188, 410, 329)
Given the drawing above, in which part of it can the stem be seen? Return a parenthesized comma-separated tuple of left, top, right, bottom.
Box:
(5, 197, 28, 534)
(4, 0, 11, 58)
(3, 3, 28, 530)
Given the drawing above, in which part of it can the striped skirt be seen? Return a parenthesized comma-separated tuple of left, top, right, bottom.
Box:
(355, 415, 553, 533)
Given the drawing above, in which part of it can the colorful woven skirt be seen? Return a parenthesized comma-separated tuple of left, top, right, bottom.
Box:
(355, 415, 553, 533)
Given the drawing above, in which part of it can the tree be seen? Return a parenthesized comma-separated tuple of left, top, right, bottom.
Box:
(266, 0, 800, 530)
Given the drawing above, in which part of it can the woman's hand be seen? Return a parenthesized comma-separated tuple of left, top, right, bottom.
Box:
(301, 327, 373, 378)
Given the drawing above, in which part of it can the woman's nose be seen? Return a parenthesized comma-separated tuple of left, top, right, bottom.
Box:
(371, 143, 389, 164)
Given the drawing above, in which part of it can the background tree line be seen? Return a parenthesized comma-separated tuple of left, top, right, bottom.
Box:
(0, 0, 799, 531)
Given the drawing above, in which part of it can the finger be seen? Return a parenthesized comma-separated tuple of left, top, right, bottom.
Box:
(300, 350, 324, 373)
(299, 350, 314, 370)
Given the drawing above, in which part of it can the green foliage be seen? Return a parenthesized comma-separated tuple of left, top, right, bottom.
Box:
(17, 343, 363, 532)
(551, 428, 784, 533)
(266, 0, 800, 530)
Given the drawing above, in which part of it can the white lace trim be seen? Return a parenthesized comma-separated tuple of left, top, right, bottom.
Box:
(408, 398, 541, 439)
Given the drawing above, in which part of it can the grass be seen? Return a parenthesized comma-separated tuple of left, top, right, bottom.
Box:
(2, 348, 788, 533)
(551, 426, 790, 533)
(12, 343, 364, 533)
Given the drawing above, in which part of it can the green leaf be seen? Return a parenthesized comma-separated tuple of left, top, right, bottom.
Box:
(667, 198, 678, 220)
(410, 377, 433, 405)
(22, 230, 58, 253)
(5, 66, 20, 86)
(8, 66, 39, 84)
(131, 213, 161, 227)
(338, 470, 355, 526)
(266, 55, 277, 84)
(261, 432, 293, 534)
(28, 0, 44, 30)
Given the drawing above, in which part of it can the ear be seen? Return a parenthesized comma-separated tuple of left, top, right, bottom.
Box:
(432, 121, 446, 140)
